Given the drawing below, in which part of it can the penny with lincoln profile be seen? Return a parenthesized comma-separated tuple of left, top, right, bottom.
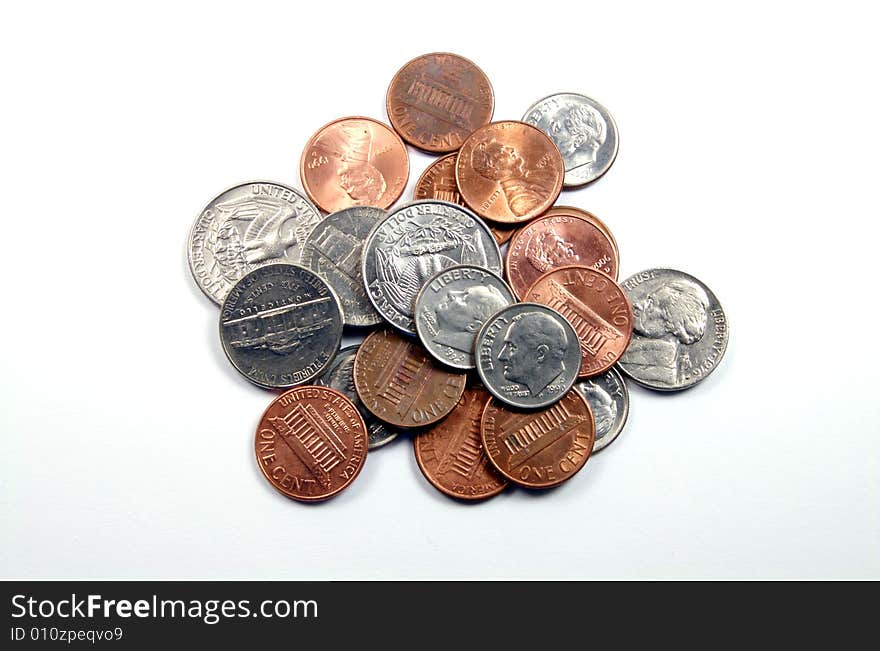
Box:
(386, 52, 494, 154)
(523, 265, 633, 378)
(254, 386, 368, 502)
(414, 154, 516, 245)
(506, 208, 619, 300)
(481, 389, 595, 489)
(354, 328, 467, 428)
(414, 386, 508, 501)
(300, 116, 409, 213)
(455, 120, 564, 224)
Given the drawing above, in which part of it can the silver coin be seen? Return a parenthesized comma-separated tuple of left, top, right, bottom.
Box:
(315, 345, 400, 449)
(362, 200, 502, 335)
(414, 265, 515, 369)
(475, 303, 580, 409)
(618, 268, 728, 391)
(574, 365, 629, 452)
(188, 181, 323, 305)
(301, 206, 384, 327)
(219, 264, 343, 389)
(523, 93, 619, 187)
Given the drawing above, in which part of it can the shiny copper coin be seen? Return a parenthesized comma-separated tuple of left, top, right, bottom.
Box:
(546, 205, 619, 262)
(523, 266, 633, 378)
(353, 328, 467, 428)
(481, 389, 595, 489)
(254, 386, 368, 502)
(455, 120, 564, 224)
(506, 210, 619, 299)
(386, 52, 494, 153)
(414, 154, 515, 245)
(300, 116, 409, 213)
(414, 386, 508, 501)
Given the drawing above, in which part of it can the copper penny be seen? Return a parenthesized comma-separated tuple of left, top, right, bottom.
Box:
(386, 52, 494, 153)
(353, 328, 467, 428)
(506, 210, 619, 300)
(546, 205, 619, 263)
(413, 154, 516, 245)
(455, 120, 564, 224)
(414, 386, 508, 501)
(481, 390, 595, 489)
(523, 266, 633, 377)
(300, 116, 409, 213)
(254, 386, 368, 502)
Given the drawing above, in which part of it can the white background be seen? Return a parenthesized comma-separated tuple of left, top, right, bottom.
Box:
(2, 1, 878, 580)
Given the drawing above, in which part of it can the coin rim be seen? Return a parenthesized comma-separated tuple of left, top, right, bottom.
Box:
(414, 264, 515, 370)
(473, 301, 580, 409)
(577, 364, 629, 453)
(253, 385, 368, 502)
(218, 263, 344, 390)
(187, 180, 321, 306)
(298, 115, 410, 213)
(521, 91, 619, 188)
(385, 52, 495, 154)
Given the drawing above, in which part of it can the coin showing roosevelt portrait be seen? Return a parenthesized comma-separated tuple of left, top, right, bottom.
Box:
(475, 303, 580, 409)
(415, 265, 515, 369)
(523, 93, 619, 187)
(618, 269, 728, 391)
(574, 365, 629, 453)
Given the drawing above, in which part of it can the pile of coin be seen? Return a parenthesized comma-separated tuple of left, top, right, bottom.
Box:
(187, 52, 729, 502)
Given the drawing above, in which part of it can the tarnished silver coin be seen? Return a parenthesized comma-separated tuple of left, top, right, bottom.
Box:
(219, 264, 343, 389)
(315, 345, 400, 449)
(618, 269, 728, 391)
(362, 200, 502, 335)
(301, 206, 385, 327)
(475, 303, 580, 409)
(523, 93, 619, 187)
(574, 366, 629, 452)
(188, 181, 323, 305)
(415, 265, 515, 369)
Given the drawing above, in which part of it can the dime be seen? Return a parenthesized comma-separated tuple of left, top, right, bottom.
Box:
(455, 120, 564, 224)
(362, 200, 502, 335)
(219, 264, 343, 389)
(413, 154, 515, 245)
(618, 268, 728, 391)
(481, 390, 595, 489)
(187, 181, 322, 305)
(300, 116, 409, 213)
(523, 92, 619, 187)
(301, 206, 384, 327)
(254, 386, 367, 501)
(353, 329, 467, 428)
(414, 265, 515, 369)
(315, 345, 400, 450)
(414, 386, 508, 500)
(574, 365, 629, 453)
(506, 208, 619, 300)
(475, 303, 580, 409)
(386, 52, 494, 153)
(523, 266, 633, 378)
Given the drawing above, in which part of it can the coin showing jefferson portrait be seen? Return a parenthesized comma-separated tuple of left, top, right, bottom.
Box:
(523, 93, 619, 187)
(219, 264, 343, 390)
(415, 265, 515, 369)
(475, 303, 580, 409)
(188, 181, 323, 305)
(362, 200, 502, 335)
(618, 268, 728, 391)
